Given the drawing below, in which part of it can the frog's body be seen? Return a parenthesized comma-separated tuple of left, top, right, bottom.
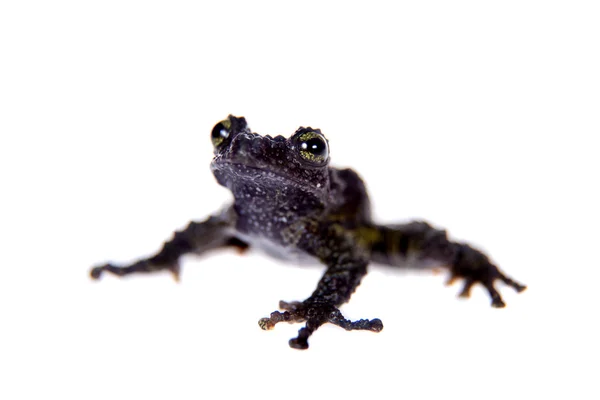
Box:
(91, 115, 526, 349)
(223, 166, 369, 266)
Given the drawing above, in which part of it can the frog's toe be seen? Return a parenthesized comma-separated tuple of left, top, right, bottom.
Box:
(90, 265, 105, 279)
(327, 310, 384, 332)
(289, 334, 309, 350)
(479, 271, 526, 307)
(90, 263, 122, 279)
(258, 317, 274, 330)
(279, 300, 303, 311)
(483, 281, 506, 308)
(457, 277, 475, 298)
(498, 272, 527, 293)
(258, 310, 292, 330)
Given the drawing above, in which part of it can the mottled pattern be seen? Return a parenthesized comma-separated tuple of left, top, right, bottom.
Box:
(91, 115, 526, 349)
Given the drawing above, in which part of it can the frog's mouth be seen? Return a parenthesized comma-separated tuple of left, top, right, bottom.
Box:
(211, 160, 309, 188)
(211, 159, 329, 195)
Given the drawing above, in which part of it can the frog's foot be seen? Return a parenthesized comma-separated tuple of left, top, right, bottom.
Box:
(90, 261, 181, 282)
(449, 244, 527, 308)
(258, 300, 383, 350)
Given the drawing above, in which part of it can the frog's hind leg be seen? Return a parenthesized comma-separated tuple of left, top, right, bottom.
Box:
(363, 221, 527, 307)
(90, 210, 248, 281)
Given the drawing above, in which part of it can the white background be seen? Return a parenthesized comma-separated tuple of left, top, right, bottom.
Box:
(1, 1, 599, 399)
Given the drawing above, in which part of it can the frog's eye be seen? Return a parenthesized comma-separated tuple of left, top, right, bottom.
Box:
(211, 119, 232, 147)
(296, 131, 329, 164)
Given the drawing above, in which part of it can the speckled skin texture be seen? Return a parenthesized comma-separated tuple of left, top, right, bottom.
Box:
(91, 115, 527, 349)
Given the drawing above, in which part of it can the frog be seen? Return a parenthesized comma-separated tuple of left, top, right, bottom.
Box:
(90, 115, 527, 350)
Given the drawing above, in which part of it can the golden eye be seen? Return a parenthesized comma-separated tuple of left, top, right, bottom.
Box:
(297, 131, 329, 164)
(211, 119, 232, 147)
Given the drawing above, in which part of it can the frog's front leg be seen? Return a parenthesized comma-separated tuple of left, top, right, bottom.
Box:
(90, 208, 247, 281)
(259, 224, 383, 350)
(259, 263, 383, 349)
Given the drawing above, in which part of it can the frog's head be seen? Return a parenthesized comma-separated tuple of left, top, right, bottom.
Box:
(210, 115, 330, 207)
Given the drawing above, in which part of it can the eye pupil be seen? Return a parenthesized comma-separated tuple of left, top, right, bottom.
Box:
(212, 123, 229, 140)
(302, 138, 327, 156)
(211, 120, 231, 147)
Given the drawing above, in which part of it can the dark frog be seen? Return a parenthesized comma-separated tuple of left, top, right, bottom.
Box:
(91, 115, 526, 349)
